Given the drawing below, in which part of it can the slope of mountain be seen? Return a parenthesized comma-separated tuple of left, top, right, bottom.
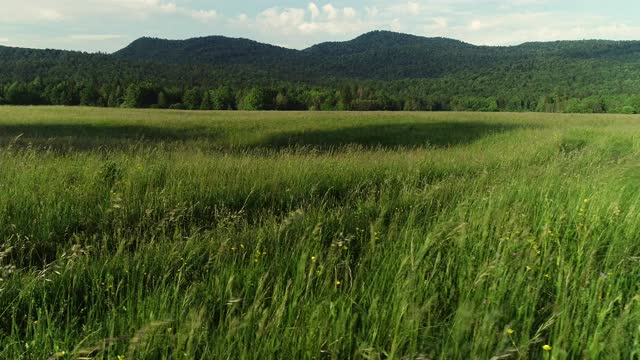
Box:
(114, 36, 297, 65)
(3, 31, 640, 84)
(108, 31, 640, 81)
(111, 31, 503, 80)
(3, 31, 640, 109)
(303, 31, 473, 55)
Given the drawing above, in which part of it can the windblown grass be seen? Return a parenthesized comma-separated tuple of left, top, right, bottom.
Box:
(1, 107, 640, 359)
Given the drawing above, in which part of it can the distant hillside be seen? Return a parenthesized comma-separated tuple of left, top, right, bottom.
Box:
(111, 31, 640, 80)
(113, 31, 487, 80)
(111, 31, 521, 79)
(3, 30, 640, 113)
(298, 31, 490, 79)
(115, 36, 297, 65)
(4, 30, 640, 83)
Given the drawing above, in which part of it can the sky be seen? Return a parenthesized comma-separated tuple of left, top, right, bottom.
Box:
(2, 0, 640, 52)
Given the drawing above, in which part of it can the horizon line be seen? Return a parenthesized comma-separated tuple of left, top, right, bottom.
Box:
(2, 30, 639, 54)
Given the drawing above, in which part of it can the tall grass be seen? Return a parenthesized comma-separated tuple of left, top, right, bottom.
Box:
(1, 107, 640, 359)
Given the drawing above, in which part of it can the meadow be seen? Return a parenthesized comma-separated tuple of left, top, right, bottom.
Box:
(1, 107, 640, 359)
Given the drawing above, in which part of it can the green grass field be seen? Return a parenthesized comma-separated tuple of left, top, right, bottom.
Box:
(2, 107, 640, 359)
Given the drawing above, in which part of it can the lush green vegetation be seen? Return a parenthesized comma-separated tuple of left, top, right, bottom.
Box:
(4, 31, 640, 113)
(2, 107, 640, 359)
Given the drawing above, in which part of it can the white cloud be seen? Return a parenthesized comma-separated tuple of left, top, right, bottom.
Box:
(343, 7, 357, 18)
(0, 0, 216, 24)
(251, 3, 374, 38)
(390, 19, 402, 32)
(159, 3, 178, 14)
(365, 7, 379, 18)
(191, 10, 218, 23)
(89, 0, 180, 15)
(0, 4, 66, 23)
(434, 12, 640, 46)
(96, 0, 217, 22)
(65, 34, 124, 41)
(38, 8, 66, 21)
(387, 1, 429, 18)
(322, 4, 338, 21)
(469, 20, 483, 31)
(6, 0, 640, 52)
(407, 2, 422, 16)
(423, 17, 448, 34)
(257, 8, 306, 30)
(309, 3, 320, 19)
(227, 3, 393, 48)
(230, 13, 249, 26)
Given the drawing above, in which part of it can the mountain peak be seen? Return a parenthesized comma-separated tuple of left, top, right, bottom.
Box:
(303, 30, 471, 55)
(90, 30, 640, 82)
(115, 35, 294, 64)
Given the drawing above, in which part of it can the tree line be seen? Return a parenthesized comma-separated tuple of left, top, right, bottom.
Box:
(3, 77, 640, 114)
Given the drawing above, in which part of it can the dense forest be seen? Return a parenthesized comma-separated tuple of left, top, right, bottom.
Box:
(3, 30, 640, 113)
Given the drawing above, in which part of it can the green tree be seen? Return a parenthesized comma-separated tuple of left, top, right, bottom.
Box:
(200, 91, 213, 110)
(123, 83, 158, 108)
(275, 92, 289, 110)
(338, 85, 353, 110)
(107, 86, 123, 107)
(183, 88, 202, 110)
(240, 87, 269, 111)
(80, 83, 100, 106)
(46, 81, 79, 106)
(6, 82, 41, 105)
(211, 86, 236, 110)
(157, 91, 169, 109)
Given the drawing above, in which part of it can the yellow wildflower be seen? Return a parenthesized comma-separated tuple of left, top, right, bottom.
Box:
(542, 344, 552, 351)
(335, 280, 341, 286)
(506, 328, 514, 335)
(311, 256, 317, 263)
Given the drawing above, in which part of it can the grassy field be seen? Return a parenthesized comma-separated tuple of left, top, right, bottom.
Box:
(2, 107, 640, 359)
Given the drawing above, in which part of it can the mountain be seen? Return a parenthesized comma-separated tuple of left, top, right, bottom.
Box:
(114, 36, 297, 65)
(4, 31, 640, 84)
(4, 30, 640, 113)
(110, 31, 640, 80)
(111, 31, 501, 80)
(300, 31, 495, 79)
(114, 31, 490, 81)
(304, 31, 472, 55)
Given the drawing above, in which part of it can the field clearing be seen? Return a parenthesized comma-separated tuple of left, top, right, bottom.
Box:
(2, 107, 640, 359)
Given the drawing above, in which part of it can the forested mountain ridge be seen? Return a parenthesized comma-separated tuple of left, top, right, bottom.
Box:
(5, 31, 640, 83)
(112, 31, 640, 80)
(3, 30, 640, 113)
(114, 36, 297, 66)
(112, 31, 487, 80)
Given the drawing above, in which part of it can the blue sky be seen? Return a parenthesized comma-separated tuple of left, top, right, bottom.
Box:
(2, 0, 640, 52)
